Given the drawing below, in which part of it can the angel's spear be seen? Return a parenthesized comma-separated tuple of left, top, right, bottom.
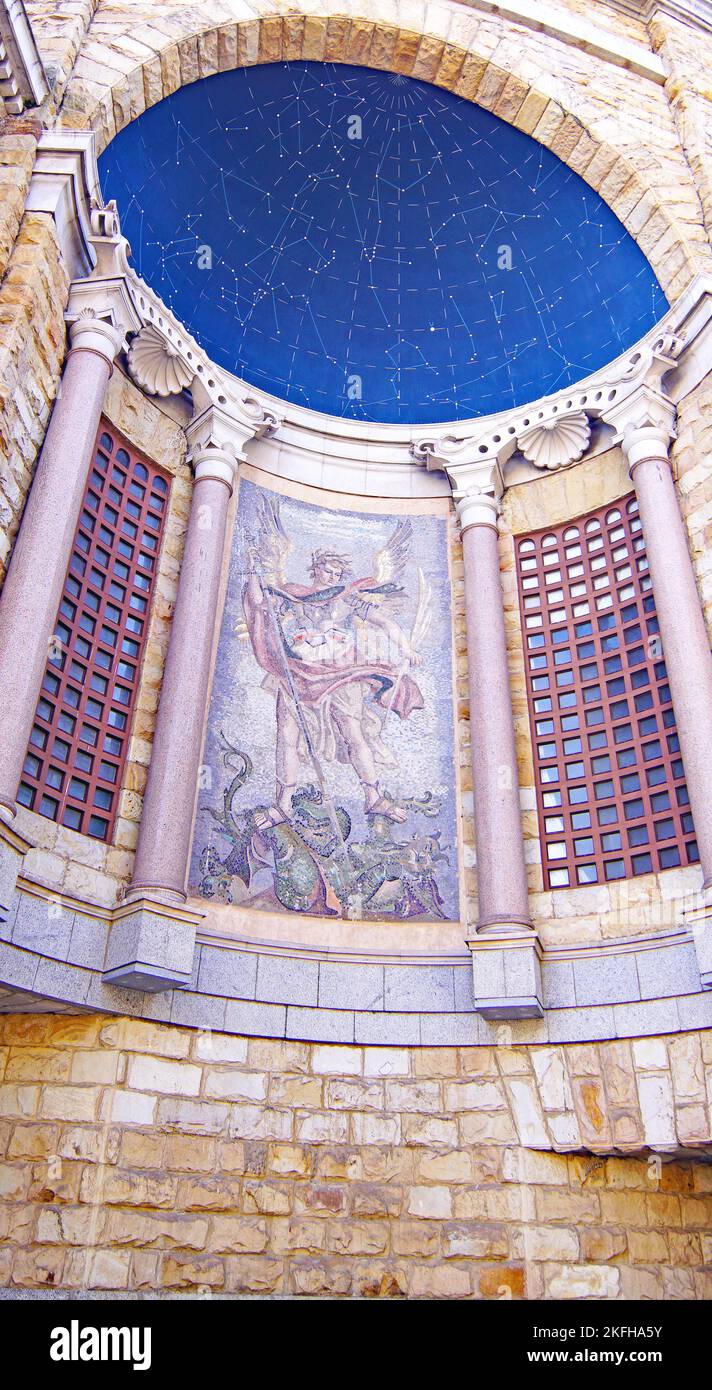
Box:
(253, 555, 355, 916)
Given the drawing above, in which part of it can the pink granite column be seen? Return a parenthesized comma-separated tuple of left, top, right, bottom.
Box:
(624, 421, 712, 888)
(128, 445, 237, 902)
(459, 491, 533, 933)
(0, 315, 122, 818)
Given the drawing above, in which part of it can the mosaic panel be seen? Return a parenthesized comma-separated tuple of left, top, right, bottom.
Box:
(190, 478, 460, 921)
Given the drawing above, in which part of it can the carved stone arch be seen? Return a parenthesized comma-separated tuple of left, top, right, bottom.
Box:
(56, 1, 709, 299)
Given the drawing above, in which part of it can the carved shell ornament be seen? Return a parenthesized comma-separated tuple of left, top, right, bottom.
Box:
(127, 325, 194, 397)
(517, 410, 591, 471)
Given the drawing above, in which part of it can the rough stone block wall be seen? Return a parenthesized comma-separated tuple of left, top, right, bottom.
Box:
(25, 0, 100, 116)
(650, 12, 712, 248)
(53, 1, 712, 298)
(0, 206, 67, 588)
(1, 1014, 712, 1299)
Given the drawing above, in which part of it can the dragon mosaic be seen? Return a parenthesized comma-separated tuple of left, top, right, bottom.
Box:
(198, 734, 450, 919)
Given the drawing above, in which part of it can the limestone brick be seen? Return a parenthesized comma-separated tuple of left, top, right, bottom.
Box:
(0, 1013, 709, 1295)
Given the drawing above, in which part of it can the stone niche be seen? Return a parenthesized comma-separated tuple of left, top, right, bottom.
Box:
(190, 468, 462, 933)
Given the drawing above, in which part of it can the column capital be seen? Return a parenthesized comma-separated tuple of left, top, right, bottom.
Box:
(190, 445, 239, 492)
(412, 433, 505, 534)
(454, 485, 501, 533)
(68, 312, 124, 370)
(601, 382, 677, 476)
(187, 399, 279, 466)
(621, 417, 676, 476)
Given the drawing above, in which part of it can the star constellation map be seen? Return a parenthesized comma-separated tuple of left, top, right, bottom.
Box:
(99, 62, 668, 425)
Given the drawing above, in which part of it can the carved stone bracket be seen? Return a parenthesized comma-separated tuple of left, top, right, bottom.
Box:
(412, 325, 688, 521)
(186, 399, 280, 473)
(65, 196, 140, 351)
(412, 434, 508, 534)
(127, 324, 194, 398)
(518, 409, 591, 470)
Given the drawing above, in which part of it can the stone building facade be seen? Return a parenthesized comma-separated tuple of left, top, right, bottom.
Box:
(0, 0, 711, 1299)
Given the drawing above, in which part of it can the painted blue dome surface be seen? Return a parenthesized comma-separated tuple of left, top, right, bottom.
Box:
(100, 62, 668, 424)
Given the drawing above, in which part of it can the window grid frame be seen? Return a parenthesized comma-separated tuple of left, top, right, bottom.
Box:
(516, 494, 698, 891)
(18, 421, 170, 842)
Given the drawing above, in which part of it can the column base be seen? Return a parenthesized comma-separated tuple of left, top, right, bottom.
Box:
(467, 928, 544, 1020)
(684, 891, 712, 991)
(0, 817, 28, 924)
(125, 881, 187, 907)
(102, 896, 202, 992)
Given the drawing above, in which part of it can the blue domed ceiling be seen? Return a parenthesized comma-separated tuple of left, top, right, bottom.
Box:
(100, 62, 667, 425)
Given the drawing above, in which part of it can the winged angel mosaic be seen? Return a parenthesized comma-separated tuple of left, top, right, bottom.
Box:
(196, 491, 456, 920)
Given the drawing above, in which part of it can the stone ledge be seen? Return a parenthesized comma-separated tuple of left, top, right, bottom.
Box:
(1, 929, 711, 1046)
(2, 871, 712, 1039)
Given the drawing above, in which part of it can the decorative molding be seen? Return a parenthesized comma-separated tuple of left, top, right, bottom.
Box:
(45, 128, 709, 498)
(121, 259, 712, 492)
(644, 0, 712, 35)
(0, 0, 48, 112)
(518, 409, 591, 471)
(28, 110, 712, 497)
(413, 321, 692, 517)
(64, 197, 141, 349)
(0, 31, 22, 113)
(25, 130, 101, 279)
(595, 0, 712, 33)
(187, 398, 280, 464)
(453, 0, 667, 78)
(127, 324, 194, 398)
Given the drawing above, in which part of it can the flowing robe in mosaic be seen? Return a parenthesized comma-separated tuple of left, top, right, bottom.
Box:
(242, 575, 424, 767)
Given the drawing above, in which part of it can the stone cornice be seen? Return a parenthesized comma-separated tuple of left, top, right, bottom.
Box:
(46, 132, 712, 500)
(38, 119, 708, 475)
(123, 258, 712, 491)
(456, 0, 667, 78)
(1, 871, 711, 1048)
(411, 323, 689, 510)
(25, 129, 100, 279)
(0, 0, 48, 113)
(610, 0, 712, 35)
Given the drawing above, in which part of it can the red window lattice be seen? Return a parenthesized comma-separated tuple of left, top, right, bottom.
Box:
(516, 494, 698, 891)
(18, 422, 170, 841)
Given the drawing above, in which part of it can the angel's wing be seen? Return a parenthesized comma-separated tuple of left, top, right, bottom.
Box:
(373, 519, 412, 585)
(411, 567, 433, 652)
(253, 492, 291, 588)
